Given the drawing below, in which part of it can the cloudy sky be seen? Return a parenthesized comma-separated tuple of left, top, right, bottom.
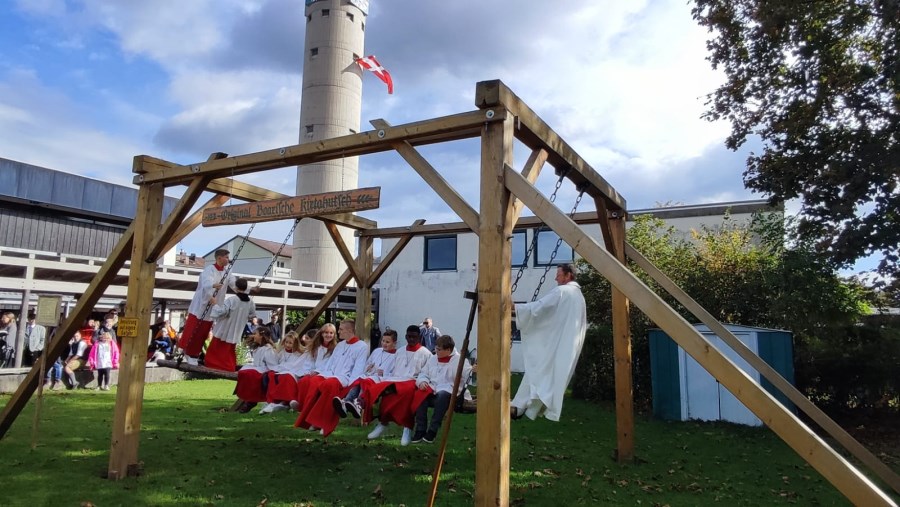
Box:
(0, 0, 769, 259)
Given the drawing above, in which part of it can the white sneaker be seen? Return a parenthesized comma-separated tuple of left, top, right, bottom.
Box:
(259, 403, 275, 414)
(289, 400, 300, 411)
(367, 423, 388, 440)
(269, 403, 289, 413)
(185, 356, 199, 366)
(400, 427, 412, 446)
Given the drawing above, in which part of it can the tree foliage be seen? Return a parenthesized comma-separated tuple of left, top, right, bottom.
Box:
(572, 213, 898, 413)
(691, 0, 900, 277)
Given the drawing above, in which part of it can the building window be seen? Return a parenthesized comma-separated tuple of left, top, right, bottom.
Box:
(306, 14, 311, 23)
(310, 47, 318, 59)
(276, 261, 285, 268)
(322, 9, 330, 16)
(424, 235, 457, 271)
(361, 22, 365, 31)
(534, 228, 574, 266)
(346, 12, 354, 22)
(305, 125, 314, 134)
(511, 229, 527, 267)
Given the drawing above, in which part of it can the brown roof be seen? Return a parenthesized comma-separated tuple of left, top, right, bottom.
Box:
(248, 237, 293, 258)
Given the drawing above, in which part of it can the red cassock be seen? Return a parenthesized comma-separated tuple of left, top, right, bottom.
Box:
(204, 337, 235, 372)
(235, 369, 267, 402)
(298, 378, 352, 437)
(266, 372, 298, 404)
(376, 380, 423, 428)
(293, 375, 326, 427)
(177, 313, 212, 357)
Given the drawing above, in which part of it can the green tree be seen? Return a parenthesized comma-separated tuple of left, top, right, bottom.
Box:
(691, 0, 900, 277)
(572, 212, 885, 410)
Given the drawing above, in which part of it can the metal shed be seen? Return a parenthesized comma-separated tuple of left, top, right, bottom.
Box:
(649, 323, 795, 426)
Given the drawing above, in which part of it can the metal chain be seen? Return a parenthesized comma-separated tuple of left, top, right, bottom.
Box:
(256, 219, 301, 287)
(511, 170, 568, 294)
(530, 188, 585, 302)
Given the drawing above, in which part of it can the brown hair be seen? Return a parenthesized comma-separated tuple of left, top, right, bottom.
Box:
(310, 323, 337, 356)
(280, 331, 302, 353)
(435, 335, 455, 351)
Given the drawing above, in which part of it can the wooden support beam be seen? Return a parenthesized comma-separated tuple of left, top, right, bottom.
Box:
(476, 79, 627, 213)
(146, 171, 215, 262)
(295, 269, 355, 337)
(610, 215, 634, 462)
(355, 236, 373, 341)
(161, 194, 230, 254)
(0, 225, 135, 439)
(625, 243, 900, 495)
(134, 109, 503, 186)
(325, 222, 363, 284)
(370, 119, 480, 233)
(475, 113, 514, 507)
(108, 182, 165, 480)
(503, 164, 895, 506)
(366, 219, 427, 288)
(511, 148, 548, 222)
(595, 197, 615, 253)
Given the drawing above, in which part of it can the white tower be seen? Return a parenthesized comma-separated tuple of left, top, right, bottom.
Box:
(293, 0, 368, 283)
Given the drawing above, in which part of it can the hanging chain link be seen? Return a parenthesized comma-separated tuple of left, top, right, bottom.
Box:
(256, 219, 301, 287)
(530, 187, 585, 302)
(511, 169, 568, 294)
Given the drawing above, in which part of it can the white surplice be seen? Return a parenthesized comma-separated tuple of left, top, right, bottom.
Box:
(512, 281, 587, 421)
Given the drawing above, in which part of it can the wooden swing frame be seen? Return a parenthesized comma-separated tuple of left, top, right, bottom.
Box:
(0, 80, 896, 506)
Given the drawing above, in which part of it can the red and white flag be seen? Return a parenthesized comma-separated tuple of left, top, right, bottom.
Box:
(355, 55, 393, 94)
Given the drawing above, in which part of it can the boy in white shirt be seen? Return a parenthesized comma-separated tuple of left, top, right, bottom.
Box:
(411, 334, 473, 444)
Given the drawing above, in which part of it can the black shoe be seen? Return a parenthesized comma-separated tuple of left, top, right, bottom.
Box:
(345, 399, 362, 419)
(511, 406, 524, 420)
(411, 431, 426, 443)
(332, 397, 347, 418)
(423, 431, 437, 443)
(237, 402, 257, 414)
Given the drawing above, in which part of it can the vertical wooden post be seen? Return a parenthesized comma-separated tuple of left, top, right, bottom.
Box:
(355, 235, 373, 341)
(610, 213, 634, 462)
(108, 182, 164, 479)
(475, 111, 514, 507)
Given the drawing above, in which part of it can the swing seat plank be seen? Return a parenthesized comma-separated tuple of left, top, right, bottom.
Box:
(155, 359, 238, 381)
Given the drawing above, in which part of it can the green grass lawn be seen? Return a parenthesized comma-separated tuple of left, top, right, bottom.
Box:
(0, 378, 884, 506)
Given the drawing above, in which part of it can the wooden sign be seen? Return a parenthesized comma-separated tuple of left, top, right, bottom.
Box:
(117, 318, 139, 338)
(35, 296, 61, 327)
(202, 187, 381, 227)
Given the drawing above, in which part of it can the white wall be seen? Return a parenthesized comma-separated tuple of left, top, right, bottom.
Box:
(376, 202, 776, 372)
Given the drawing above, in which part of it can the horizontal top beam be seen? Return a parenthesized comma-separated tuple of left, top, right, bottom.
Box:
(359, 211, 604, 239)
(133, 108, 505, 186)
(475, 79, 627, 213)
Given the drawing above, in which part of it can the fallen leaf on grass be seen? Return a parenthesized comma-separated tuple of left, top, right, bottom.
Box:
(256, 497, 268, 507)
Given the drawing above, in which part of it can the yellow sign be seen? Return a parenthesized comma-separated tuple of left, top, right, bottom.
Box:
(117, 318, 139, 338)
(35, 295, 61, 327)
(201, 187, 381, 227)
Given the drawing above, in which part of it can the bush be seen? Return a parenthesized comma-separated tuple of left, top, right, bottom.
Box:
(571, 324, 653, 411)
(798, 321, 900, 414)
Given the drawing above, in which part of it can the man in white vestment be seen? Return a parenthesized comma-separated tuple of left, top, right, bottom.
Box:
(511, 263, 587, 421)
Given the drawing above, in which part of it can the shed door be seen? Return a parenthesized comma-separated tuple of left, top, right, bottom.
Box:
(682, 332, 762, 426)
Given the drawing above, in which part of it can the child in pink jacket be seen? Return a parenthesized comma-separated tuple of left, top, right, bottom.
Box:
(88, 330, 120, 391)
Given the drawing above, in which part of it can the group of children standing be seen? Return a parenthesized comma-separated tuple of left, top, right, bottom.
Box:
(229, 318, 473, 445)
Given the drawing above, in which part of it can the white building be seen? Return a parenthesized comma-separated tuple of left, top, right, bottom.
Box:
(375, 200, 781, 371)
